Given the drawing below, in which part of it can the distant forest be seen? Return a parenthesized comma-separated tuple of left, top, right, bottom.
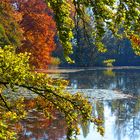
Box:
(54, 31, 140, 67)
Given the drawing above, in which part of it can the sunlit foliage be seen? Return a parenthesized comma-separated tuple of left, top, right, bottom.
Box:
(46, 0, 75, 63)
(0, 46, 104, 139)
(47, 0, 140, 57)
(130, 34, 140, 55)
(103, 59, 116, 67)
(0, 0, 22, 48)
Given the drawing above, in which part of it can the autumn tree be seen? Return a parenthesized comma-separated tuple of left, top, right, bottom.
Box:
(0, 0, 140, 140)
(130, 34, 140, 55)
(0, 0, 22, 48)
(16, 0, 56, 68)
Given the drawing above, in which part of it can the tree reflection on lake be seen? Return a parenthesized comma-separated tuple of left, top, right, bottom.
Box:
(18, 110, 67, 140)
(19, 68, 140, 140)
(68, 69, 140, 96)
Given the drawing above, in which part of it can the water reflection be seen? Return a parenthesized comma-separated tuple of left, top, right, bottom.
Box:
(19, 68, 140, 140)
(68, 69, 140, 140)
(110, 99, 140, 140)
(18, 110, 67, 140)
(78, 98, 140, 140)
(67, 69, 140, 96)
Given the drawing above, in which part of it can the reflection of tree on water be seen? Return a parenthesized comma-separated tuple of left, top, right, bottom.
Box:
(79, 98, 140, 140)
(93, 101, 104, 120)
(80, 100, 104, 139)
(80, 121, 90, 138)
(18, 100, 67, 140)
(15, 69, 140, 140)
(107, 98, 140, 140)
(19, 111, 66, 140)
(103, 69, 116, 77)
(68, 69, 140, 96)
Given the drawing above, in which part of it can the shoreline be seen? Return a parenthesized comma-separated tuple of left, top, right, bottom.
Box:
(35, 66, 140, 73)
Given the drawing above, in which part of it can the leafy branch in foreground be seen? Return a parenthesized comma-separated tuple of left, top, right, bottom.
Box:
(0, 46, 104, 140)
(46, 0, 140, 58)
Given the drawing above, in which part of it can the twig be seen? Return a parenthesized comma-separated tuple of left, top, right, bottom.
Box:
(0, 93, 11, 111)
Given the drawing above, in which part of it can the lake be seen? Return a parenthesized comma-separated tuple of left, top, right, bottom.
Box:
(18, 68, 140, 140)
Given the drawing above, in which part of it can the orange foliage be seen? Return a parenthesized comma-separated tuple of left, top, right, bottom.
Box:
(130, 34, 140, 46)
(17, 0, 56, 68)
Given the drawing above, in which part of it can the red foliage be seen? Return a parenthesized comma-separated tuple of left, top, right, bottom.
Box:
(16, 0, 56, 68)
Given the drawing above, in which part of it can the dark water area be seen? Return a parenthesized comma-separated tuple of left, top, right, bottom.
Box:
(67, 69, 140, 96)
(18, 68, 140, 140)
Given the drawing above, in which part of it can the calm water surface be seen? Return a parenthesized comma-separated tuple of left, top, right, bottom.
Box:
(19, 68, 140, 140)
